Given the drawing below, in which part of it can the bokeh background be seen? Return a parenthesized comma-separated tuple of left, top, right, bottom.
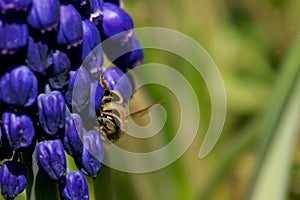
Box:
(92, 0, 300, 200)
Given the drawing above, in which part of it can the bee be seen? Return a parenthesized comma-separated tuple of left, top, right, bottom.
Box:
(97, 76, 162, 143)
(97, 88, 126, 142)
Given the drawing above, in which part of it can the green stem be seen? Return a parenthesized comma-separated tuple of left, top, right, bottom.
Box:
(87, 178, 96, 199)
(245, 30, 300, 199)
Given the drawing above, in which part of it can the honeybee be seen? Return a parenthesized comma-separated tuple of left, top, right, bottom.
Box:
(97, 88, 126, 142)
(97, 76, 162, 143)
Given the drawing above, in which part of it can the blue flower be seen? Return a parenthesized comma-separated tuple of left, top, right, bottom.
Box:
(65, 68, 91, 111)
(0, 16, 28, 54)
(102, 35, 143, 70)
(47, 50, 71, 89)
(2, 111, 35, 151)
(113, 36, 144, 70)
(38, 91, 66, 135)
(75, 130, 103, 179)
(36, 139, 66, 181)
(26, 0, 60, 32)
(59, 171, 89, 200)
(69, 19, 102, 72)
(99, 2, 133, 41)
(0, 161, 26, 200)
(61, 114, 83, 157)
(0, 65, 38, 107)
(81, 19, 101, 62)
(26, 36, 51, 75)
(56, 3, 83, 49)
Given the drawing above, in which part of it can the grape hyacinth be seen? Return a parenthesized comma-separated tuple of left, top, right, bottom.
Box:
(0, 0, 143, 199)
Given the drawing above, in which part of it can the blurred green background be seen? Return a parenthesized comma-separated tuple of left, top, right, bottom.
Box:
(93, 0, 300, 200)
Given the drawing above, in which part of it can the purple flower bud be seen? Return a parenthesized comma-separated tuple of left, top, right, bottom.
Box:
(0, 0, 32, 13)
(99, 2, 133, 41)
(59, 171, 89, 200)
(0, 66, 38, 107)
(0, 16, 29, 54)
(113, 36, 144, 70)
(26, 0, 60, 32)
(69, 19, 102, 65)
(90, 0, 104, 25)
(81, 19, 101, 61)
(2, 112, 35, 151)
(38, 91, 66, 135)
(103, 36, 143, 70)
(36, 139, 66, 181)
(65, 68, 91, 111)
(26, 36, 51, 75)
(75, 130, 103, 179)
(0, 161, 26, 200)
(47, 50, 70, 89)
(56, 3, 83, 49)
(62, 114, 83, 157)
(102, 66, 133, 103)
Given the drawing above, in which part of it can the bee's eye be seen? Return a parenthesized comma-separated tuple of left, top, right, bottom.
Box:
(104, 89, 111, 96)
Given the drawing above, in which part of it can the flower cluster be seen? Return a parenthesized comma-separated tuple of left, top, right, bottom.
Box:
(0, 0, 143, 199)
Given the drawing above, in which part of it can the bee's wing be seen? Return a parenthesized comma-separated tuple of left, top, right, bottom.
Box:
(126, 99, 164, 119)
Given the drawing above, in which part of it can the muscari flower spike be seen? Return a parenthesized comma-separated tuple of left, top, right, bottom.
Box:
(36, 139, 66, 181)
(0, 161, 26, 200)
(61, 113, 84, 157)
(59, 171, 89, 200)
(56, 3, 83, 49)
(0, 16, 29, 55)
(38, 91, 66, 135)
(26, 0, 60, 32)
(0, 0, 144, 198)
(75, 130, 103, 179)
(0, 65, 38, 107)
(2, 111, 35, 151)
